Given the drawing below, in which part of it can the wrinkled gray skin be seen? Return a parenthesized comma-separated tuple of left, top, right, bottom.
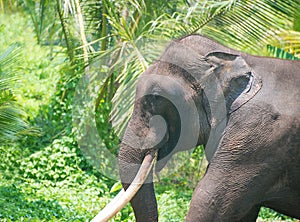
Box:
(118, 35, 300, 222)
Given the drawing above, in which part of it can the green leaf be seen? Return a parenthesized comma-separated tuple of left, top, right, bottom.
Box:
(267, 45, 300, 60)
(110, 181, 122, 193)
(293, 3, 300, 32)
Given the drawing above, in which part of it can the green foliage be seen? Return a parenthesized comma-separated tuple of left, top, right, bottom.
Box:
(293, 4, 300, 32)
(267, 45, 300, 60)
(0, 12, 63, 118)
(29, 73, 79, 146)
(95, 99, 119, 155)
(267, 30, 300, 58)
(20, 137, 79, 181)
(0, 136, 112, 221)
(22, 0, 58, 45)
(0, 184, 65, 221)
(157, 190, 191, 222)
(0, 1, 299, 221)
(258, 207, 296, 221)
(0, 42, 34, 142)
(0, 145, 24, 180)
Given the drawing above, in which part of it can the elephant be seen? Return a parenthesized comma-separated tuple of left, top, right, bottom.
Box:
(95, 34, 300, 222)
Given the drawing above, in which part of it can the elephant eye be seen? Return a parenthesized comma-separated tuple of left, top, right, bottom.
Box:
(209, 64, 214, 68)
(245, 72, 251, 78)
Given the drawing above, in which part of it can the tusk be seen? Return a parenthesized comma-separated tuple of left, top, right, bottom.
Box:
(91, 150, 158, 222)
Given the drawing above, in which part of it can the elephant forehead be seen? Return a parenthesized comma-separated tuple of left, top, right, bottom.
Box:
(136, 74, 194, 99)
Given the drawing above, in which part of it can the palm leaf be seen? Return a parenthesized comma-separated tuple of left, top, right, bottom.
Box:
(0, 43, 21, 76)
(275, 30, 300, 56)
(201, 0, 298, 54)
(0, 45, 38, 142)
(267, 45, 300, 60)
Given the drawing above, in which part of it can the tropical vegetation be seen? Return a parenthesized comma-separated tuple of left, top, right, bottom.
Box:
(0, 0, 299, 221)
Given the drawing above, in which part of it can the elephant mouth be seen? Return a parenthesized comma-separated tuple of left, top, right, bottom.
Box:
(91, 150, 158, 222)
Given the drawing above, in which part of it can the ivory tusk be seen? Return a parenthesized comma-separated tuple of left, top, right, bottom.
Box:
(91, 150, 158, 222)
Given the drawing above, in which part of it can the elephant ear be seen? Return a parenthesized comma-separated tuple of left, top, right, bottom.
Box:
(205, 51, 262, 113)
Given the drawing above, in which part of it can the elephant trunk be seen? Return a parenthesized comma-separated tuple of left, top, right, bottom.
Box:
(118, 142, 158, 222)
(91, 148, 157, 222)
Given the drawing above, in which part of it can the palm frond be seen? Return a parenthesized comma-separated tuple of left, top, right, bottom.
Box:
(0, 96, 30, 142)
(274, 30, 300, 56)
(0, 43, 21, 76)
(267, 45, 300, 60)
(22, 0, 59, 45)
(0, 45, 38, 142)
(201, 0, 298, 54)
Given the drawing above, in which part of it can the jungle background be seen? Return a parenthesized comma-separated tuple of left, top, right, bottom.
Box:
(0, 0, 300, 221)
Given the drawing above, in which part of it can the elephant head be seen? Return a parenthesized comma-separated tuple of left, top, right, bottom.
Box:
(93, 35, 269, 221)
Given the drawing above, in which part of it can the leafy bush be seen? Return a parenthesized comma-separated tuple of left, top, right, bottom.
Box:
(20, 136, 80, 181)
(0, 136, 114, 221)
(157, 190, 191, 222)
(0, 184, 65, 221)
(0, 145, 25, 180)
(258, 207, 296, 221)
